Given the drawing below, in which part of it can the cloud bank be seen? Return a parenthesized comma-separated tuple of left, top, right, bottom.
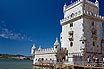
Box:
(0, 23, 33, 42)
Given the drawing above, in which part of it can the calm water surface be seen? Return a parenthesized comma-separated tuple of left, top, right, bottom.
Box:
(0, 59, 33, 69)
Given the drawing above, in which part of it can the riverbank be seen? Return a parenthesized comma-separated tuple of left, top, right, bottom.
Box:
(0, 54, 32, 60)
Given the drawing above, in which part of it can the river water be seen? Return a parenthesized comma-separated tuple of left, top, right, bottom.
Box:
(0, 59, 33, 69)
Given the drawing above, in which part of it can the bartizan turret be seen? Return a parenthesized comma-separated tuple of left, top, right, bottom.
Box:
(31, 44, 36, 56)
(95, 0, 99, 8)
(54, 38, 60, 52)
(63, 3, 67, 14)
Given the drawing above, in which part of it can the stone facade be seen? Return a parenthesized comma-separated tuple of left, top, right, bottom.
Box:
(60, 0, 104, 65)
(31, 0, 104, 66)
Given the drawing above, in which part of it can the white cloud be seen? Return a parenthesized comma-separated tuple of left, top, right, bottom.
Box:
(0, 24, 33, 42)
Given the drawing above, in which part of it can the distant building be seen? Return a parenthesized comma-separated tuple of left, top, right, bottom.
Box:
(31, 0, 104, 66)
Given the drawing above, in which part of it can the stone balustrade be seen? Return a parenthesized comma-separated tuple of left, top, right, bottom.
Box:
(69, 52, 82, 56)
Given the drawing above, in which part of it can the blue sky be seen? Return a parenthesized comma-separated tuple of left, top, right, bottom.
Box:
(0, 0, 104, 56)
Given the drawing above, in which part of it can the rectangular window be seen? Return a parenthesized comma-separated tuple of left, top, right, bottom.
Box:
(70, 23, 73, 27)
(93, 41, 95, 46)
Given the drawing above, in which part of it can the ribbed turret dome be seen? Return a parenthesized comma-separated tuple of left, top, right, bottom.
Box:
(38, 46, 42, 50)
(54, 38, 59, 46)
(32, 44, 36, 50)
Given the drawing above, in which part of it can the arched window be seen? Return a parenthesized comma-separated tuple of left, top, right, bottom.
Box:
(70, 42, 73, 47)
(61, 37, 62, 39)
(92, 22, 94, 26)
(93, 41, 95, 46)
(75, 12, 77, 16)
(78, 11, 81, 15)
(82, 41, 84, 44)
(42, 58, 44, 61)
(71, 13, 74, 18)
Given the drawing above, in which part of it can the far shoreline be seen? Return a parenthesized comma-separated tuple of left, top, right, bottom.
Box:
(0, 54, 32, 60)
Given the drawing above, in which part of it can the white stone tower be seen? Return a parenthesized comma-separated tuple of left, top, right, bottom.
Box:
(60, 0, 104, 65)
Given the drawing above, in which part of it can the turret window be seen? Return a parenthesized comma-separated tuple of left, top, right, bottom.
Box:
(55, 46, 57, 48)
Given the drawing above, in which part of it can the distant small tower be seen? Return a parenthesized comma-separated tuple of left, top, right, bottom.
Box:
(31, 44, 36, 56)
(54, 38, 60, 52)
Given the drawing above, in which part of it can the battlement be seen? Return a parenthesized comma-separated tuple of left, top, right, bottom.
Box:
(60, 10, 104, 25)
(64, 0, 98, 12)
(64, 0, 80, 11)
(83, 10, 104, 20)
(86, 0, 97, 6)
(35, 48, 55, 55)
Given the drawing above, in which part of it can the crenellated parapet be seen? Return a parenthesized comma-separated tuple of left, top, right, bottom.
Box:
(64, 0, 98, 13)
(60, 10, 104, 25)
(83, 10, 104, 21)
(64, 0, 80, 12)
(31, 38, 60, 55)
(86, 0, 97, 7)
(35, 48, 55, 55)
